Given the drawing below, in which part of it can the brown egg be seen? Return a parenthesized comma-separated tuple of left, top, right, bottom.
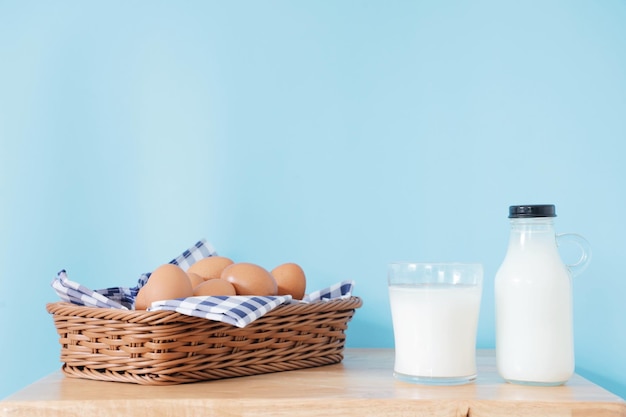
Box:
(221, 262, 277, 296)
(187, 256, 234, 280)
(135, 264, 193, 310)
(187, 272, 205, 288)
(134, 286, 149, 310)
(271, 263, 307, 300)
(193, 279, 237, 296)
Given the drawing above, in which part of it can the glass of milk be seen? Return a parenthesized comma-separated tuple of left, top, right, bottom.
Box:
(388, 262, 483, 385)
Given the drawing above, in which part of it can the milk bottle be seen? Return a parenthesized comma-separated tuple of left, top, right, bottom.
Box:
(495, 204, 591, 386)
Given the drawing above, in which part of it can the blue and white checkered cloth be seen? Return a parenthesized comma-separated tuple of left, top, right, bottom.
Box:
(52, 239, 218, 310)
(51, 239, 355, 328)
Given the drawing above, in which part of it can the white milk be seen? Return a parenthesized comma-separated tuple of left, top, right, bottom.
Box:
(495, 238, 574, 385)
(389, 283, 481, 380)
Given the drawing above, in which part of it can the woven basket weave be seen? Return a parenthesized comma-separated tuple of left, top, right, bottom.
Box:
(46, 297, 362, 385)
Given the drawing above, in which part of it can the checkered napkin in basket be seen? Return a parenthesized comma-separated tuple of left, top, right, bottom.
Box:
(51, 239, 355, 328)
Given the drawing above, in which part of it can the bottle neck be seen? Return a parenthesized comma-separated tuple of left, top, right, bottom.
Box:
(508, 217, 557, 249)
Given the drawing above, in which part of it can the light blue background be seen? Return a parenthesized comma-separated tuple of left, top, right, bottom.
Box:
(1, 0, 625, 400)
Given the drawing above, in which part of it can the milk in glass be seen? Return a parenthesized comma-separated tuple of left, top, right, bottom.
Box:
(389, 277, 482, 384)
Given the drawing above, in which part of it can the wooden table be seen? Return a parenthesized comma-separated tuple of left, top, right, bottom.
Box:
(2, 349, 625, 417)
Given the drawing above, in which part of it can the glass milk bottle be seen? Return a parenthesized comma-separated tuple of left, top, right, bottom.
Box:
(495, 204, 591, 386)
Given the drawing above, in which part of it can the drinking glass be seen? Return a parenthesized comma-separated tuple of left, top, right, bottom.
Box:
(388, 262, 483, 385)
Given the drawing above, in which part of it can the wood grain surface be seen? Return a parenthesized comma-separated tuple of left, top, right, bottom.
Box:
(2, 349, 625, 417)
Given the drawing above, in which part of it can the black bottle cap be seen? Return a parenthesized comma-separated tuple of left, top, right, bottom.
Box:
(508, 204, 556, 218)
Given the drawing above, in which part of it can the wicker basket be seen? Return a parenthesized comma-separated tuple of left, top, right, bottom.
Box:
(46, 297, 362, 385)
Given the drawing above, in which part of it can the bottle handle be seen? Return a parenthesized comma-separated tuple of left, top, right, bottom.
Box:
(556, 233, 592, 278)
